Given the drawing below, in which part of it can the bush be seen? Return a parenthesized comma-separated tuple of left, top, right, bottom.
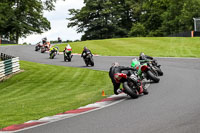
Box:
(128, 23, 146, 37)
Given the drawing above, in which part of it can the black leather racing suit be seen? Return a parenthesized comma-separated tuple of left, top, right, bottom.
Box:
(81, 49, 93, 59)
(139, 54, 153, 60)
(109, 66, 136, 95)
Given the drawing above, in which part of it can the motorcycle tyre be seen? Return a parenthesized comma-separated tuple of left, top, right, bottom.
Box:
(68, 57, 71, 62)
(41, 48, 45, 53)
(147, 70, 160, 83)
(90, 60, 94, 66)
(123, 82, 139, 99)
(35, 46, 39, 51)
(155, 66, 163, 76)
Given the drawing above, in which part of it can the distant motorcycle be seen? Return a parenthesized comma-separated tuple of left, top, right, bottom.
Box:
(82, 52, 94, 66)
(35, 42, 42, 51)
(114, 70, 145, 99)
(41, 44, 49, 53)
(49, 50, 57, 59)
(131, 59, 160, 83)
(140, 59, 163, 76)
(64, 49, 72, 62)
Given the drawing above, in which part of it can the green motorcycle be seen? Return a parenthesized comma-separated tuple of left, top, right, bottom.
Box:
(131, 58, 160, 83)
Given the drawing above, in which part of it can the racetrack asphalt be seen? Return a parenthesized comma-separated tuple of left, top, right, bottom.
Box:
(1, 45, 200, 133)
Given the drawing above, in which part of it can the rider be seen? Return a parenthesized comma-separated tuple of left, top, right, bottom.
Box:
(81, 46, 93, 59)
(109, 62, 148, 95)
(139, 52, 153, 60)
(58, 37, 62, 43)
(49, 46, 58, 55)
(42, 37, 47, 45)
(64, 44, 73, 58)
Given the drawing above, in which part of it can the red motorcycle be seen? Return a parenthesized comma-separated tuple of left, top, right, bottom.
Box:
(114, 70, 146, 99)
(41, 43, 49, 53)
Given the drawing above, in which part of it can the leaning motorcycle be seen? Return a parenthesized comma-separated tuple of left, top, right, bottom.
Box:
(64, 49, 72, 62)
(35, 42, 42, 51)
(41, 44, 49, 53)
(140, 59, 163, 76)
(131, 59, 160, 83)
(49, 50, 57, 59)
(150, 60, 163, 76)
(114, 70, 144, 99)
(83, 52, 94, 66)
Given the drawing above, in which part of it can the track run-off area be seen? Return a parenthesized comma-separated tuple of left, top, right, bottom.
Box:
(1, 45, 200, 133)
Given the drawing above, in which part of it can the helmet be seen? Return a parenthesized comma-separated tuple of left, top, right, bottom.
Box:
(55, 46, 59, 50)
(140, 52, 145, 56)
(84, 46, 87, 50)
(112, 62, 119, 67)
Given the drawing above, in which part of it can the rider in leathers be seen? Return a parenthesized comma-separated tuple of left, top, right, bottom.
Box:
(109, 62, 148, 95)
(139, 52, 153, 60)
(81, 47, 93, 59)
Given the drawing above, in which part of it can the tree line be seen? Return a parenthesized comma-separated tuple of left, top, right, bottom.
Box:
(0, 0, 59, 44)
(67, 0, 200, 41)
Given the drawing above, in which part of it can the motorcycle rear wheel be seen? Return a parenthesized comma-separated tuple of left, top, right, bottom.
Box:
(123, 82, 139, 99)
(147, 70, 160, 83)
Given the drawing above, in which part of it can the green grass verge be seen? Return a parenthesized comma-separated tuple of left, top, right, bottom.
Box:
(0, 61, 113, 128)
(56, 37, 200, 58)
(0, 44, 21, 46)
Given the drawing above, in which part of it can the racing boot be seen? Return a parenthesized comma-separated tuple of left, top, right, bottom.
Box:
(143, 87, 148, 95)
(137, 80, 148, 95)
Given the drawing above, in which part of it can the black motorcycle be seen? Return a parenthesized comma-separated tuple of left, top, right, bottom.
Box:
(140, 59, 163, 76)
(150, 60, 163, 76)
(83, 52, 94, 66)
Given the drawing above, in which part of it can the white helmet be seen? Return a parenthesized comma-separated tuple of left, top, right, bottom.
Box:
(112, 62, 119, 67)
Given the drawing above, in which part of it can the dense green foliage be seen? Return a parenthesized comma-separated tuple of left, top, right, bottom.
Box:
(0, 61, 112, 128)
(0, 0, 60, 43)
(56, 37, 200, 58)
(67, 0, 200, 40)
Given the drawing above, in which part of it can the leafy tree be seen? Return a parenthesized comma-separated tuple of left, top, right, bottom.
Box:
(68, 0, 200, 40)
(0, 0, 60, 43)
(68, 0, 134, 41)
(128, 23, 146, 37)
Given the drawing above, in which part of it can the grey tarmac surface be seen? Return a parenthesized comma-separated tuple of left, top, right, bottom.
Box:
(1, 45, 200, 133)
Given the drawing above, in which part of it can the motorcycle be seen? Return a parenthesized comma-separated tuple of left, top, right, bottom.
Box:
(49, 50, 57, 59)
(35, 42, 42, 51)
(131, 59, 160, 83)
(64, 49, 72, 62)
(83, 52, 94, 66)
(41, 44, 49, 53)
(140, 59, 163, 76)
(150, 60, 163, 76)
(114, 70, 145, 99)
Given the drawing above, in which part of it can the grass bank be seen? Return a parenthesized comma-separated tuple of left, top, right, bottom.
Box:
(0, 44, 21, 46)
(56, 37, 200, 57)
(0, 61, 112, 128)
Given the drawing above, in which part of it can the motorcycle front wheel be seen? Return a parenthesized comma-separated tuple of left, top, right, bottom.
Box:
(155, 66, 163, 76)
